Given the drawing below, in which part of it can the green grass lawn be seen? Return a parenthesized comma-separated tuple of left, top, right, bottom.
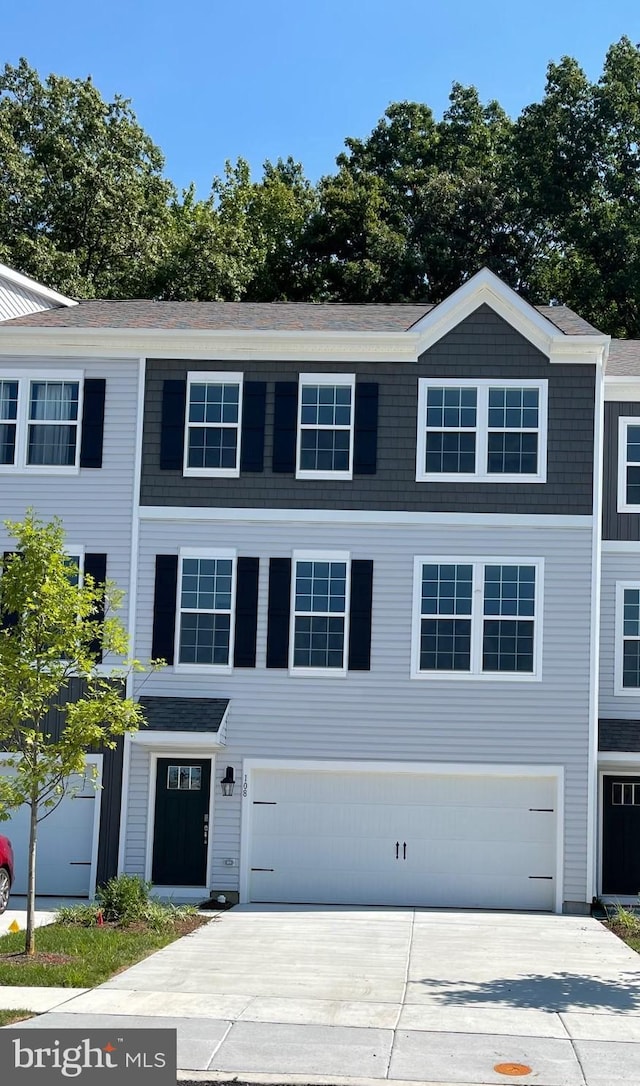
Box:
(605, 905, 640, 955)
(0, 1009, 35, 1026)
(0, 918, 204, 988)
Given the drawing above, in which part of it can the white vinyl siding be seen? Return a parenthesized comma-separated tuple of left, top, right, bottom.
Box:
(127, 518, 594, 905)
(416, 378, 548, 483)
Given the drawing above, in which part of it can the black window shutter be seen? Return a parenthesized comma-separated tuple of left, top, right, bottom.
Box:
(272, 382, 298, 473)
(348, 560, 374, 671)
(80, 379, 106, 468)
(354, 383, 379, 475)
(1, 551, 18, 630)
(152, 555, 179, 664)
(85, 553, 108, 661)
(160, 380, 187, 470)
(240, 382, 266, 473)
(266, 558, 292, 668)
(233, 557, 260, 667)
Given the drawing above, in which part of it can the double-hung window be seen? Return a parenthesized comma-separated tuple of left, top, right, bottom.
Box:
(0, 373, 82, 471)
(177, 550, 236, 669)
(296, 374, 355, 479)
(412, 557, 542, 679)
(290, 551, 350, 672)
(615, 583, 640, 694)
(417, 379, 547, 482)
(617, 418, 640, 511)
(184, 372, 243, 477)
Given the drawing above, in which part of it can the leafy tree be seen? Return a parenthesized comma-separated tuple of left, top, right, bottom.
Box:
(0, 513, 151, 954)
(0, 58, 174, 298)
(154, 157, 317, 301)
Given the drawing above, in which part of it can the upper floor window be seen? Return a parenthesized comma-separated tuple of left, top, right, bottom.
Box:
(614, 582, 640, 695)
(412, 557, 542, 680)
(296, 374, 355, 480)
(617, 418, 640, 512)
(0, 374, 83, 472)
(290, 551, 350, 672)
(184, 372, 243, 478)
(176, 550, 236, 669)
(416, 379, 547, 483)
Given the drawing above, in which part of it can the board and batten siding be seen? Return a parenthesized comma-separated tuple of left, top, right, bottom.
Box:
(600, 553, 640, 718)
(124, 517, 594, 904)
(0, 356, 140, 615)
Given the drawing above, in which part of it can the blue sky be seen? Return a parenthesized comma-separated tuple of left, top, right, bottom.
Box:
(4, 1, 639, 197)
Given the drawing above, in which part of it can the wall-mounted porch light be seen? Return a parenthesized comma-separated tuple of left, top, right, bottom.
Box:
(220, 766, 235, 797)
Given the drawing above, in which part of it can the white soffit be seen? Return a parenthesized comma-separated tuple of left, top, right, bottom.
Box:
(411, 268, 609, 364)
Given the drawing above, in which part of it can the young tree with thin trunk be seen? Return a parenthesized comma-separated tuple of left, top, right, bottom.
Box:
(0, 513, 152, 955)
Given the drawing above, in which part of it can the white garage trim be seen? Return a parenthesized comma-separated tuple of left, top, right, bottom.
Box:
(240, 759, 565, 913)
(1, 753, 102, 899)
(144, 751, 216, 900)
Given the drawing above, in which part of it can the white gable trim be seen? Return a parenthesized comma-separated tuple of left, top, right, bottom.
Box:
(0, 262, 76, 308)
(412, 268, 609, 364)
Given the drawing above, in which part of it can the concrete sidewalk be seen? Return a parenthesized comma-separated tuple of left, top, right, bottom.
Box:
(3, 907, 640, 1085)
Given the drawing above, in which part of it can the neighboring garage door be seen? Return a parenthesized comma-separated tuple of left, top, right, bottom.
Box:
(1, 763, 100, 897)
(248, 768, 558, 911)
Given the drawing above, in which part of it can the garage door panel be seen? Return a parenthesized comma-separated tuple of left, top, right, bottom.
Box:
(249, 768, 558, 911)
(0, 766, 98, 896)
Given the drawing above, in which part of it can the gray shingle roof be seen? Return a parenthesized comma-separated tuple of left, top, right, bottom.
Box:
(599, 718, 640, 752)
(0, 298, 602, 335)
(139, 696, 229, 733)
(606, 340, 640, 377)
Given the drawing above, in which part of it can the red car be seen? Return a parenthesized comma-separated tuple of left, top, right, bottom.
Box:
(0, 835, 14, 914)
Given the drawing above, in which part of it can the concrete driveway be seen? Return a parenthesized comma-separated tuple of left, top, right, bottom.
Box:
(10, 905, 640, 1085)
(0, 896, 65, 936)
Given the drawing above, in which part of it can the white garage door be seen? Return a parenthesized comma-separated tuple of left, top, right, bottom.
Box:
(1, 763, 100, 897)
(248, 768, 558, 911)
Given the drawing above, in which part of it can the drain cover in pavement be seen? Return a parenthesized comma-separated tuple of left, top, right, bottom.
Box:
(494, 1064, 532, 1077)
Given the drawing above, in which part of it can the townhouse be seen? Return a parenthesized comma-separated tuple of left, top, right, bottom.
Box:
(0, 264, 638, 914)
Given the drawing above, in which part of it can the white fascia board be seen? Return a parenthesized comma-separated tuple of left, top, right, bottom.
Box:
(605, 378, 640, 402)
(0, 261, 77, 307)
(411, 269, 609, 363)
(131, 729, 226, 751)
(598, 752, 640, 766)
(139, 505, 592, 530)
(0, 327, 418, 364)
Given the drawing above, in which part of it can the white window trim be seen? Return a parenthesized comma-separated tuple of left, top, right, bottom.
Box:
(616, 417, 640, 512)
(416, 378, 548, 483)
(410, 554, 544, 681)
(289, 548, 351, 676)
(296, 373, 356, 481)
(0, 369, 84, 475)
(174, 547, 237, 674)
(613, 580, 640, 696)
(183, 371, 243, 479)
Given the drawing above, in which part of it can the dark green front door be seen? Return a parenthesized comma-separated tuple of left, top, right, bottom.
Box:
(602, 775, 640, 895)
(152, 758, 211, 886)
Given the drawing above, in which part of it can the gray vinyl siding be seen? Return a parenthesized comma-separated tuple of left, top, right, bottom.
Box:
(0, 356, 139, 612)
(140, 306, 595, 515)
(123, 517, 594, 904)
(600, 552, 640, 719)
(603, 401, 640, 539)
(0, 355, 140, 882)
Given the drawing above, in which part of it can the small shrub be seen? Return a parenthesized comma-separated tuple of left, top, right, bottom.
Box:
(611, 904, 640, 935)
(56, 903, 101, 926)
(96, 874, 152, 924)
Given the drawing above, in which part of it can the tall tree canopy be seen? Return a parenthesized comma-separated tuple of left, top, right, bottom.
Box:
(1, 40, 640, 335)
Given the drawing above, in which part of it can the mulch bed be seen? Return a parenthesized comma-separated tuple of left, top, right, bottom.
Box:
(0, 952, 75, 965)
